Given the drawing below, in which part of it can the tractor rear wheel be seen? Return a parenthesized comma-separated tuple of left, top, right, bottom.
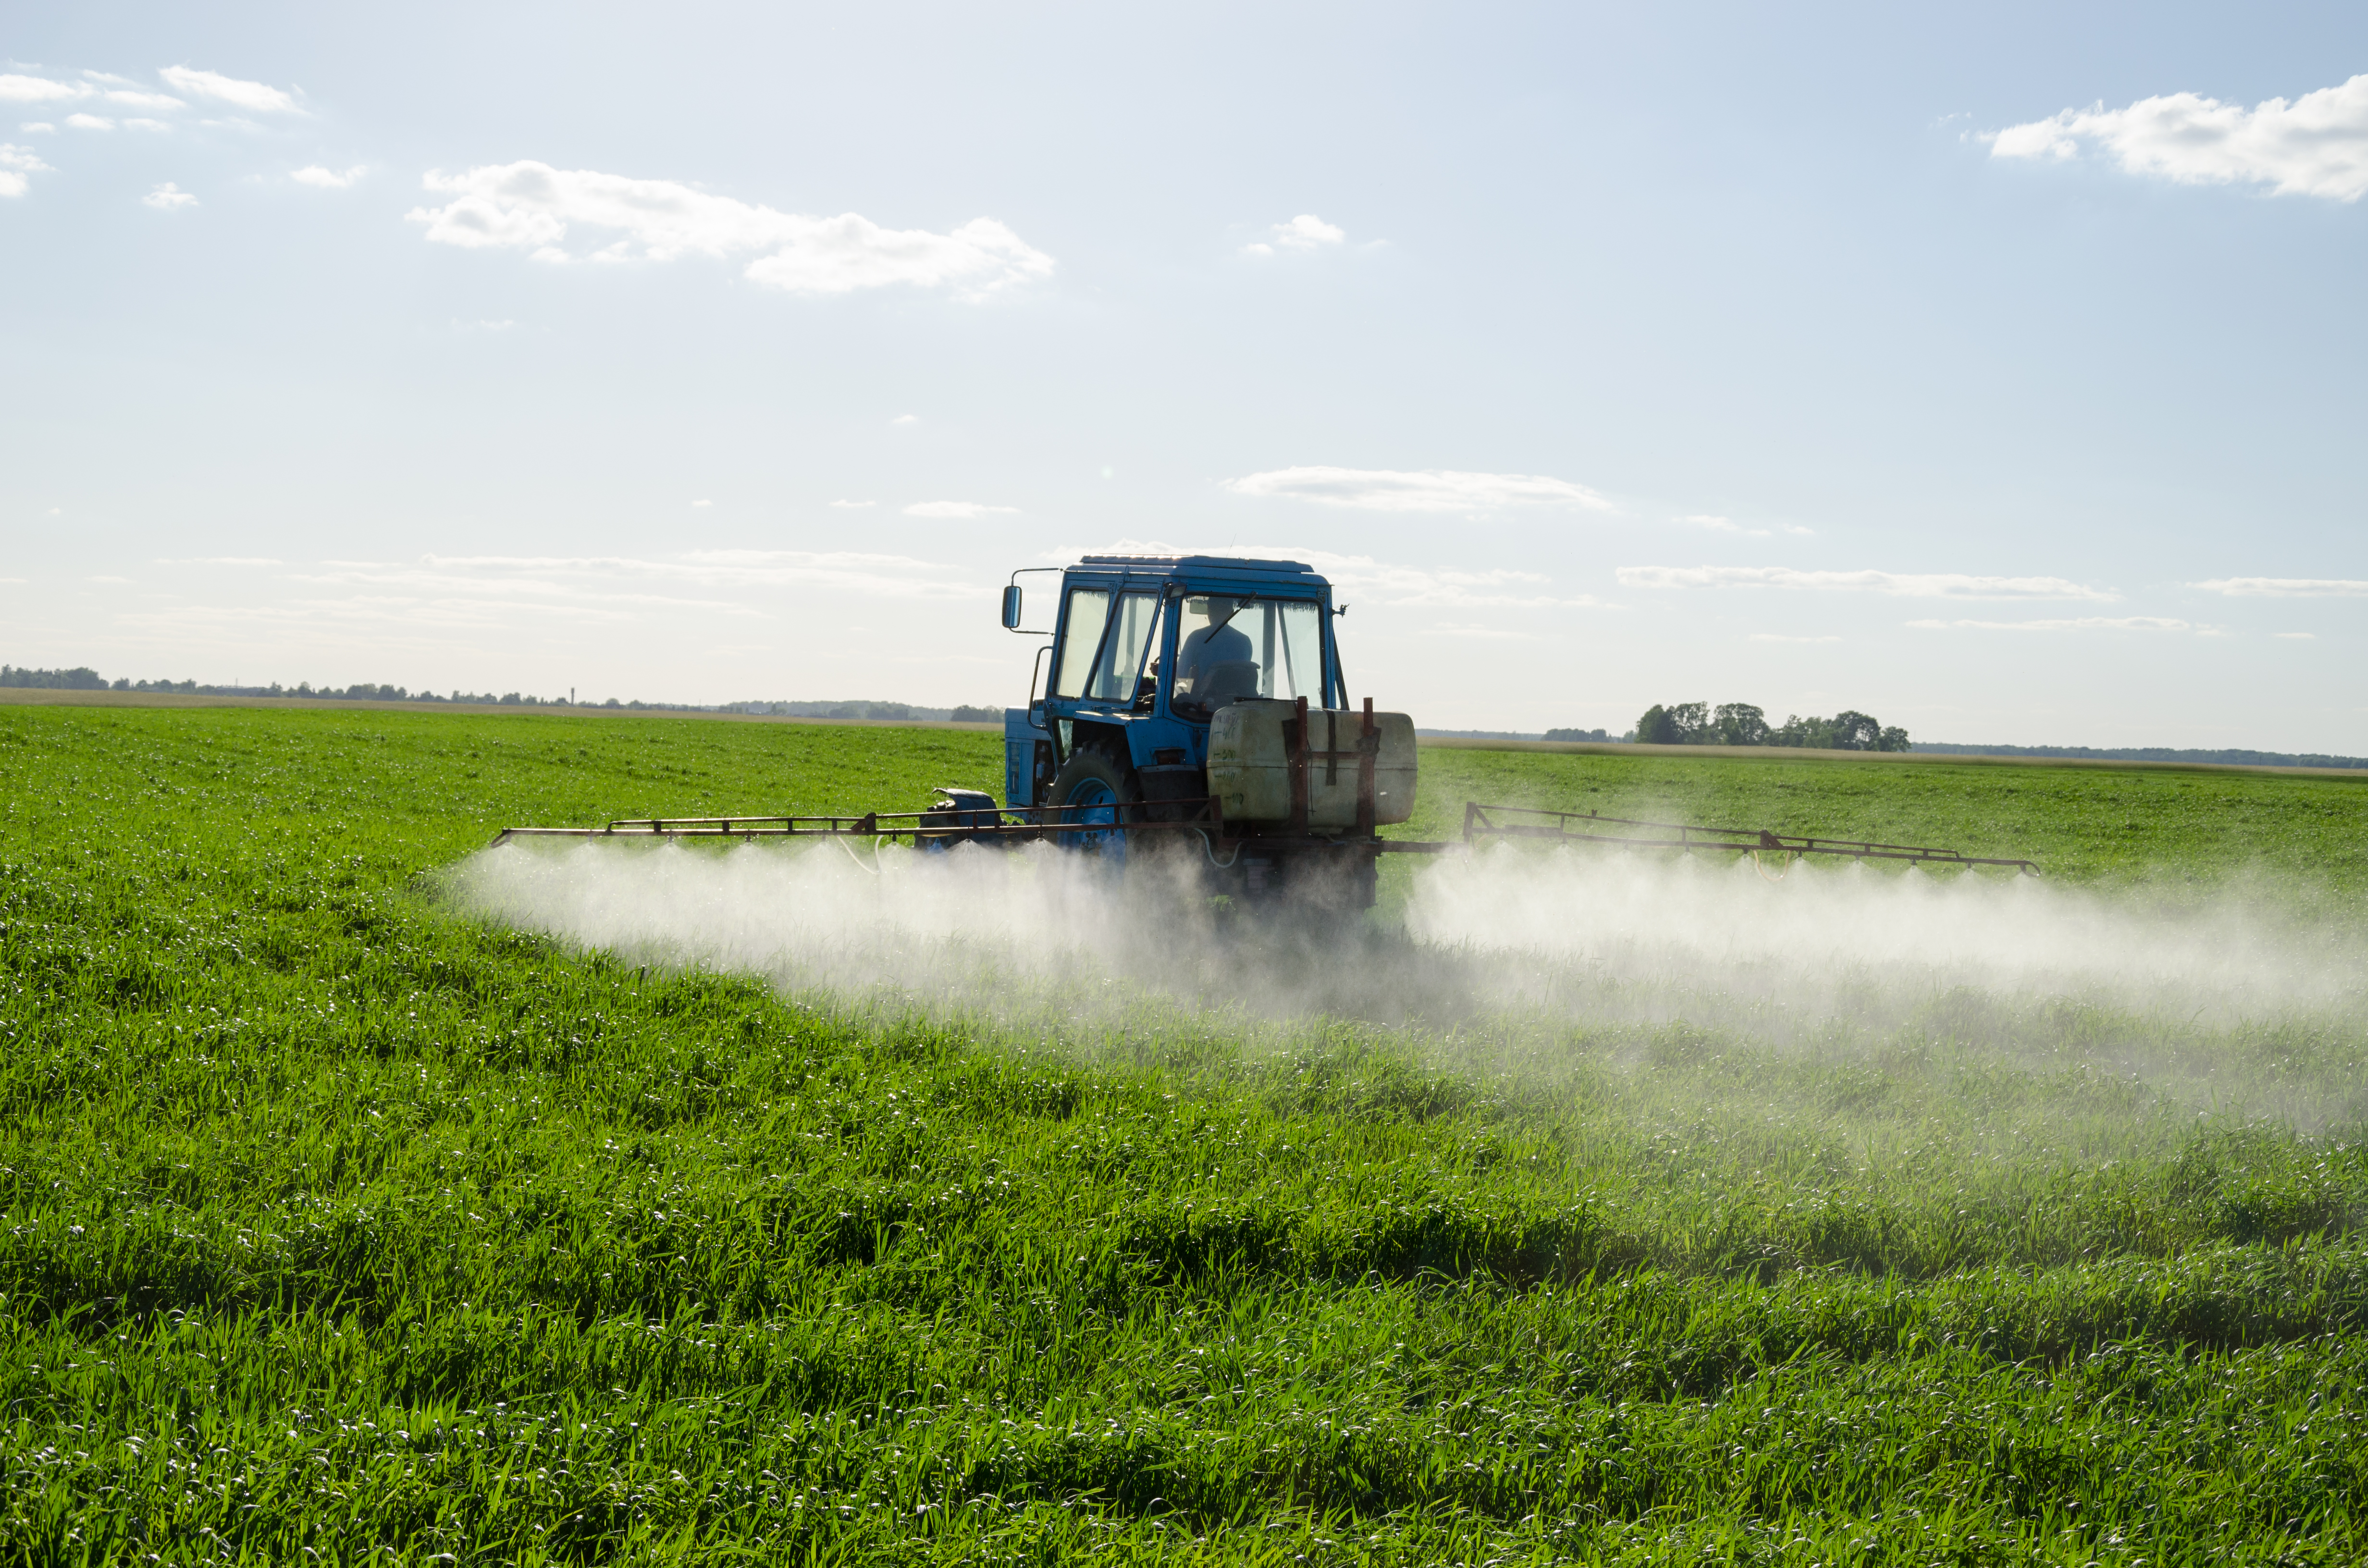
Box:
(1047, 748, 1139, 858)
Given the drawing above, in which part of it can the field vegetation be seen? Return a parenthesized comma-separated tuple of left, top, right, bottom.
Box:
(3, 704, 2365, 1564)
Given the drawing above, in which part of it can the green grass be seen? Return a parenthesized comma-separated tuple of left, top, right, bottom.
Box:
(3, 704, 2366, 1564)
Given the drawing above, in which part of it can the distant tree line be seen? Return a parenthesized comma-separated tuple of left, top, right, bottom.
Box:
(5, 667, 1003, 721)
(0, 666, 660, 708)
(1908, 741, 2367, 770)
(723, 700, 1001, 723)
(1634, 701, 1910, 752)
(1542, 727, 1611, 743)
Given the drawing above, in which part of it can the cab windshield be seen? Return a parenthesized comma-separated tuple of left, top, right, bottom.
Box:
(1170, 595, 1323, 720)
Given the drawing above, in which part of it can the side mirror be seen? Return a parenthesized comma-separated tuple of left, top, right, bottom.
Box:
(1000, 585, 1023, 630)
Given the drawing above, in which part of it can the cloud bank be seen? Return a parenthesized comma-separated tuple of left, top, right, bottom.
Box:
(408, 162, 1055, 298)
(1991, 74, 2368, 201)
(1618, 565, 2113, 600)
(1226, 466, 1610, 513)
(156, 66, 299, 115)
(2194, 576, 2368, 597)
(0, 74, 91, 105)
(1907, 616, 2194, 632)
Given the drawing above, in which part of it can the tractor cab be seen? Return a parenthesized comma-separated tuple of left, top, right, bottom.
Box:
(1000, 555, 1345, 815)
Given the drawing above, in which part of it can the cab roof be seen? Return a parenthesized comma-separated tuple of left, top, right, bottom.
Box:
(1070, 554, 1324, 590)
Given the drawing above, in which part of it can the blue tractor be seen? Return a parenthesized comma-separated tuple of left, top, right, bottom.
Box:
(987, 552, 1419, 908)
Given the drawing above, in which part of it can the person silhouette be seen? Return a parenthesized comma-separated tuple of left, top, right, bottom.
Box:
(1177, 597, 1255, 704)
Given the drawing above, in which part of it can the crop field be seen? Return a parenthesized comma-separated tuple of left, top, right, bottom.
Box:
(4, 702, 2367, 1565)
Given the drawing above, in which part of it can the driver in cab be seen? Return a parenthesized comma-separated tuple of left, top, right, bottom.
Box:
(1176, 596, 1255, 709)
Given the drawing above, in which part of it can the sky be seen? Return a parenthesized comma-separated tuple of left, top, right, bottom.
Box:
(2, 2, 2363, 748)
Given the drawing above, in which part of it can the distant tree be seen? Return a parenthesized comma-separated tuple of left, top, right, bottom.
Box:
(1829, 710, 1881, 750)
(1877, 725, 1910, 752)
(1666, 701, 1710, 743)
(1714, 702, 1770, 746)
(1635, 704, 1677, 744)
(1543, 727, 1609, 743)
(949, 705, 999, 723)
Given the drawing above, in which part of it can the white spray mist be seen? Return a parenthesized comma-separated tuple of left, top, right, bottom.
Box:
(451, 837, 2361, 1048)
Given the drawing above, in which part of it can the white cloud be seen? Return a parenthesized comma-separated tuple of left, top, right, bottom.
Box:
(1749, 633, 1842, 643)
(104, 90, 183, 110)
(891, 413, 919, 425)
(20, 122, 56, 134)
(2193, 576, 2368, 596)
(157, 66, 300, 115)
(1990, 74, 2368, 202)
(904, 501, 1019, 518)
(690, 499, 712, 508)
(0, 143, 51, 197)
(1618, 565, 2114, 600)
(123, 118, 172, 132)
(292, 164, 365, 189)
(1226, 466, 1612, 513)
(1906, 616, 2194, 632)
(66, 113, 112, 131)
(142, 181, 197, 210)
(2272, 631, 2317, 640)
(407, 161, 1055, 299)
(831, 499, 876, 509)
(1243, 213, 1346, 256)
(155, 556, 286, 566)
(0, 74, 90, 105)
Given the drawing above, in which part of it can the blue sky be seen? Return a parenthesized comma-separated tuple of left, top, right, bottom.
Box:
(3, 3, 2363, 747)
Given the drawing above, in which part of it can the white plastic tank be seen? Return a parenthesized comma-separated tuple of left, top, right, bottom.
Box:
(1206, 700, 1418, 828)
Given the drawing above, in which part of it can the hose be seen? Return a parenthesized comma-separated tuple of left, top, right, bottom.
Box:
(1192, 827, 1242, 869)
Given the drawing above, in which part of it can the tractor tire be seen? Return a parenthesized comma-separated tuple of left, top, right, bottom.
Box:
(1047, 748, 1140, 858)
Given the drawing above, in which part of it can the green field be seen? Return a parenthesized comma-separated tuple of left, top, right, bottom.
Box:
(4, 703, 2367, 1564)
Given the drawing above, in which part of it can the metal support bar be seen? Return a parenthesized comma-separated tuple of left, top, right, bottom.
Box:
(1459, 803, 2037, 873)
(1288, 695, 1310, 836)
(1355, 696, 1377, 837)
